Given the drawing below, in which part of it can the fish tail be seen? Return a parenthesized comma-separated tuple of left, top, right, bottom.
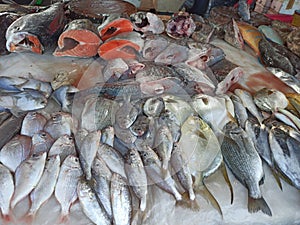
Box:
(175, 192, 200, 211)
(162, 160, 169, 171)
(58, 211, 70, 224)
(248, 196, 272, 216)
(271, 167, 283, 191)
(220, 161, 234, 204)
(21, 212, 35, 224)
(2, 213, 14, 224)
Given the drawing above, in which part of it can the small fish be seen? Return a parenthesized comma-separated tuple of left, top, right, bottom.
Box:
(115, 96, 138, 129)
(111, 173, 132, 225)
(0, 134, 32, 172)
(143, 96, 165, 118)
(154, 43, 189, 65)
(31, 131, 55, 154)
(51, 85, 78, 112)
(77, 178, 111, 225)
(48, 134, 76, 162)
(130, 12, 165, 34)
(20, 112, 47, 137)
(101, 126, 115, 147)
(54, 155, 83, 223)
(231, 94, 248, 128)
(130, 115, 150, 137)
(26, 155, 60, 221)
(0, 163, 14, 222)
(124, 148, 148, 211)
(11, 152, 47, 208)
(78, 130, 101, 180)
(6, 2, 66, 54)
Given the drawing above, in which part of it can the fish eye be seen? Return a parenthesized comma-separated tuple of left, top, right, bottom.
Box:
(52, 116, 57, 120)
(74, 158, 78, 162)
(41, 132, 47, 137)
(40, 100, 46, 105)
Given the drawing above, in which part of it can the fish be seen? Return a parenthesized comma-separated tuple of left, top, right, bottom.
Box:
(0, 12, 19, 55)
(98, 16, 133, 41)
(223, 18, 244, 49)
(159, 109, 181, 142)
(0, 76, 26, 92)
(54, 155, 83, 223)
(102, 58, 129, 82)
(221, 121, 272, 216)
(110, 173, 132, 225)
(101, 126, 114, 147)
(26, 154, 60, 221)
(54, 19, 102, 58)
(98, 32, 144, 60)
(77, 178, 111, 225)
(31, 131, 55, 154)
(48, 134, 76, 162)
(143, 96, 165, 118)
(130, 12, 165, 34)
(237, 0, 250, 21)
(0, 163, 14, 222)
(114, 123, 137, 144)
(11, 152, 47, 208)
(51, 85, 78, 112)
(215, 67, 244, 95)
(231, 94, 248, 128)
(6, 2, 66, 54)
(165, 12, 196, 39)
(20, 112, 47, 137)
(286, 93, 300, 116)
(124, 148, 148, 211)
(130, 115, 150, 137)
(253, 88, 289, 112)
(0, 134, 32, 172)
(258, 25, 284, 45)
(91, 157, 113, 220)
(154, 43, 189, 65)
(142, 36, 169, 61)
(139, 145, 182, 201)
(115, 96, 138, 129)
(78, 130, 101, 180)
(0, 90, 47, 115)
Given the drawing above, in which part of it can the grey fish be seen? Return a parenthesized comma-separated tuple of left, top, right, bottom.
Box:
(48, 134, 76, 162)
(11, 152, 47, 208)
(31, 131, 55, 154)
(101, 126, 114, 147)
(78, 130, 101, 180)
(159, 109, 181, 142)
(91, 157, 113, 220)
(0, 134, 32, 172)
(111, 173, 132, 225)
(27, 154, 60, 219)
(51, 85, 78, 112)
(221, 121, 272, 216)
(238, 0, 250, 21)
(21, 112, 47, 137)
(124, 148, 148, 211)
(54, 155, 83, 223)
(115, 96, 138, 129)
(13, 77, 52, 98)
(0, 163, 14, 222)
(143, 96, 165, 118)
(139, 145, 182, 201)
(231, 94, 248, 128)
(129, 115, 150, 137)
(77, 178, 111, 225)
(114, 123, 137, 144)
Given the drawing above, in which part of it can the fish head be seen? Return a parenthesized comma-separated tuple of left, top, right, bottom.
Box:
(32, 131, 53, 144)
(6, 31, 44, 54)
(143, 97, 165, 117)
(64, 155, 81, 168)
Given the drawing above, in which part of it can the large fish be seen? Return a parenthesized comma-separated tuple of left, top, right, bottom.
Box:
(54, 19, 102, 58)
(0, 163, 14, 222)
(6, 2, 66, 54)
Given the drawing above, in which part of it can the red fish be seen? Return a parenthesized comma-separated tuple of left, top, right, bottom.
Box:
(54, 19, 102, 58)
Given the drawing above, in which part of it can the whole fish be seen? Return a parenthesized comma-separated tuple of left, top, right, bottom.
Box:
(11, 152, 47, 208)
(143, 96, 165, 118)
(0, 163, 14, 222)
(0, 134, 32, 172)
(54, 155, 83, 223)
(6, 2, 66, 54)
(48, 135, 76, 162)
(130, 12, 165, 34)
(221, 121, 272, 216)
(31, 131, 55, 154)
(124, 148, 148, 211)
(21, 112, 47, 137)
(77, 178, 111, 225)
(231, 94, 248, 128)
(91, 157, 113, 220)
(139, 145, 182, 201)
(51, 85, 78, 113)
(111, 173, 132, 225)
(78, 130, 101, 180)
(27, 154, 60, 220)
(101, 126, 114, 147)
(115, 96, 138, 129)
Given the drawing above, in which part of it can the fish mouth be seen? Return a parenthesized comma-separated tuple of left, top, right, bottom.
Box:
(6, 32, 44, 54)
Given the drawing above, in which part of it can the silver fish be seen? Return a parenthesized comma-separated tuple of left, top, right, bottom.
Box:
(231, 94, 248, 128)
(101, 126, 114, 147)
(54, 155, 83, 223)
(78, 130, 101, 180)
(114, 123, 137, 144)
(143, 96, 165, 118)
(51, 85, 78, 113)
(91, 157, 113, 220)
(0, 134, 32, 172)
(0, 163, 14, 222)
(77, 178, 111, 225)
(48, 134, 76, 162)
(11, 152, 47, 208)
(159, 109, 181, 142)
(20, 111, 47, 137)
(115, 96, 138, 129)
(124, 148, 148, 211)
(111, 173, 132, 225)
(28, 154, 60, 218)
(14, 77, 52, 98)
(31, 131, 55, 154)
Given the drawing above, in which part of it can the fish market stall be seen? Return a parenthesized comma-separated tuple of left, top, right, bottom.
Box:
(0, 0, 300, 225)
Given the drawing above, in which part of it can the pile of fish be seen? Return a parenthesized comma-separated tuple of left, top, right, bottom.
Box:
(0, 1, 300, 225)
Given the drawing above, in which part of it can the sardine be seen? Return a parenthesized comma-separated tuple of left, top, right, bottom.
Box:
(124, 148, 148, 211)
(0, 163, 14, 222)
(48, 134, 76, 162)
(111, 173, 132, 225)
(77, 178, 111, 225)
(11, 152, 47, 208)
(54, 155, 83, 223)
(31, 131, 55, 154)
(21, 112, 47, 137)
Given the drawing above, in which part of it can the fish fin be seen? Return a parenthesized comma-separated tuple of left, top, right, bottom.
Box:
(220, 161, 234, 204)
(58, 214, 70, 224)
(176, 192, 200, 211)
(194, 181, 223, 218)
(21, 212, 35, 225)
(270, 168, 283, 191)
(248, 196, 272, 216)
(1, 213, 15, 225)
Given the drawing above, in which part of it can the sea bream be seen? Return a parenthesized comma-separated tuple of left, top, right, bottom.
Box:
(6, 2, 66, 54)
